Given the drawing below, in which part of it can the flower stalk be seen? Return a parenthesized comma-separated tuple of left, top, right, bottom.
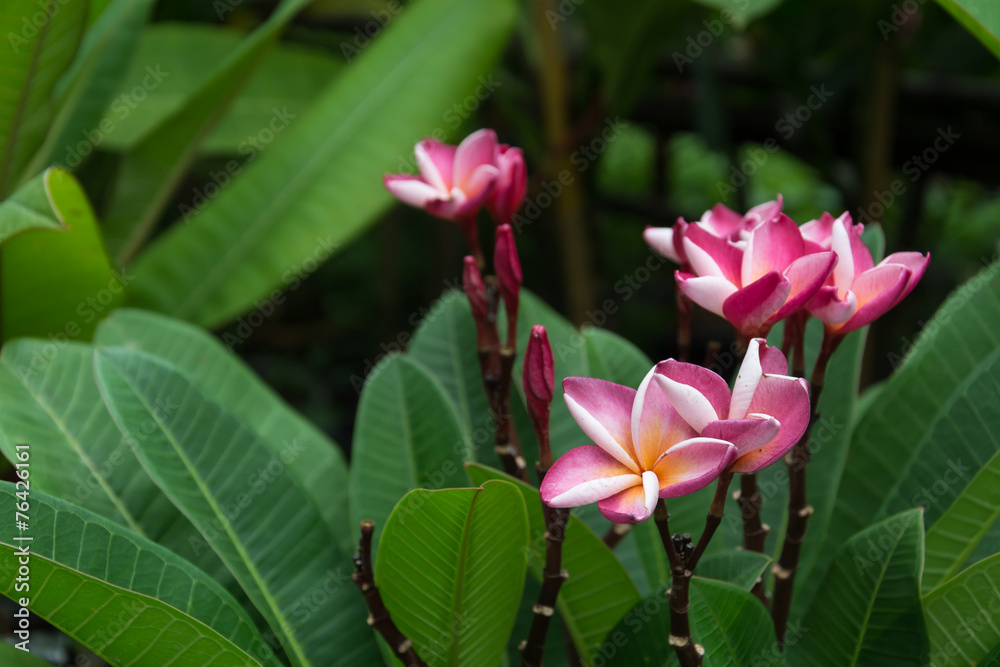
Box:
(352, 520, 427, 667)
(770, 328, 842, 645)
(654, 501, 703, 667)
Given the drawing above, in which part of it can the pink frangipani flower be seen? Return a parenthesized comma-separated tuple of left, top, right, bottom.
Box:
(675, 213, 836, 337)
(806, 214, 929, 335)
(655, 338, 810, 473)
(540, 368, 738, 523)
(383, 129, 500, 224)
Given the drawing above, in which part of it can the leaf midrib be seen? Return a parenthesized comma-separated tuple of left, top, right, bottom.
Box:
(448, 487, 482, 666)
(847, 526, 907, 666)
(103, 357, 310, 667)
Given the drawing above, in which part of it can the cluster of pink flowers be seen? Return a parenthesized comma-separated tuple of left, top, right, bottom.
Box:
(540, 339, 809, 523)
(644, 197, 930, 339)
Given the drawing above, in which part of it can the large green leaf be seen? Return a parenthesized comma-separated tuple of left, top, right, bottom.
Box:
(688, 0, 783, 30)
(103, 0, 312, 264)
(924, 449, 1000, 589)
(0, 340, 235, 587)
(604, 577, 779, 667)
(0, 0, 85, 196)
(1, 167, 123, 341)
(831, 261, 1000, 574)
(924, 552, 1000, 666)
(376, 481, 528, 666)
(95, 24, 340, 155)
(788, 510, 928, 667)
(466, 463, 641, 662)
(0, 641, 51, 666)
(349, 354, 470, 548)
(696, 550, 772, 591)
(93, 307, 353, 553)
(126, 0, 517, 328)
(0, 483, 281, 667)
(936, 0, 1000, 60)
(23, 0, 156, 177)
(93, 348, 380, 667)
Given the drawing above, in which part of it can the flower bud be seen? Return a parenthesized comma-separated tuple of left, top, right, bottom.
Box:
(463, 255, 487, 323)
(493, 224, 522, 318)
(524, 325, 554, 467)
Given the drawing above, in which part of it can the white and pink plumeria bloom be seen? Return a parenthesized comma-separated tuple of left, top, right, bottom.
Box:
(643, 197, 784, 266)
(806, 213, 929, 335)
(383, 129, 500, 223)
(540, 339, 810, 523)
(675, 212, 836, 337)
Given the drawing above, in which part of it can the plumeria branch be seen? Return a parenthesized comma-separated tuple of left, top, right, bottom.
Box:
(770, 328, 842, 645)
(654, 501, 704, 667)
(522, 326, 569, 667)
(352, 520, 427, 667)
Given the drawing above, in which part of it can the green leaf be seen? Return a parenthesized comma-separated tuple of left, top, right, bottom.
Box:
(95, 24, 340, 155)
(0, 167, 123, 342)
(788, 510, 928, 667)
(376, 481, 529, 667)
(924, 450, 1000, 589)
(0, 0, 86, 195)
(0, 641, 52, 666)
(696, 550, 772, 591)
(0, 483, 280, 667)
(980, 642, 1000, 666)
(466, 463, 641, 662)
(605, 577, 780, 667)
(23, 0, 156, 177)
(93, 348, 380, 667)
(349, 354, 470, 548)
(102, 0, 312, 265)
(0, 340, 235, 587)
(831, 261, 1000, 580)
(687, 0, 784, 30)
(93, 307, 353, 553)
(126, 0, 517, 328)
(936, 0, 1000, 60)
(583, 326, 652, 388)
(924, 552, 1000, 666)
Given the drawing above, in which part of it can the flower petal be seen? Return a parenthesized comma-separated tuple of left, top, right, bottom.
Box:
(702, 416, 780, 458)
(881, 251, 929, 302)
(768, 251, 837, 324)
(644, 226, 682, 264)
(800, 211, 837, 250)
(836, 264, 910, 334)
(542, 445, 641, 507)
(684, 223, 743, 284)
(598, 477, 657, 523)
(563, 377, 640, 472)
(415, 139, 455, 192)
(675, 272, 738, 317)
(655, 359, 731, 422)
(741, 213, 804, 286)
(808, 284, 857, 326)
(700, 203, 743, 237)
(734, 375, 811, 473)
(652, 438, 738, 498)
(632, 365, 699, 470)
(729, 337, 764, 420)
(384, 174, 443, 208)
(742, 197, 783, 229)
(653, 371, 723, 433)
(758, 340, 789, 375)
(723, 271, 791, 337)
(454, 128, 498, 191)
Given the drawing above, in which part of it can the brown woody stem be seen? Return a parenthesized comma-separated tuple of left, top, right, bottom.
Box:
(352, 520, 427, 667)
(654, 501, 703, 667)
(737, 472, 770, 606)
(771, 329, 843, 646)
(602, 523, 632, 550)
(521, 465, 569, 667)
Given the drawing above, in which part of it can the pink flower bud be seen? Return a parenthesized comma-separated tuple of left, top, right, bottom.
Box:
(487, 145, 527, 225)
(524, 325, 554, 422)
(494, 224, 522, 317)
(463, 255, 487, 322)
